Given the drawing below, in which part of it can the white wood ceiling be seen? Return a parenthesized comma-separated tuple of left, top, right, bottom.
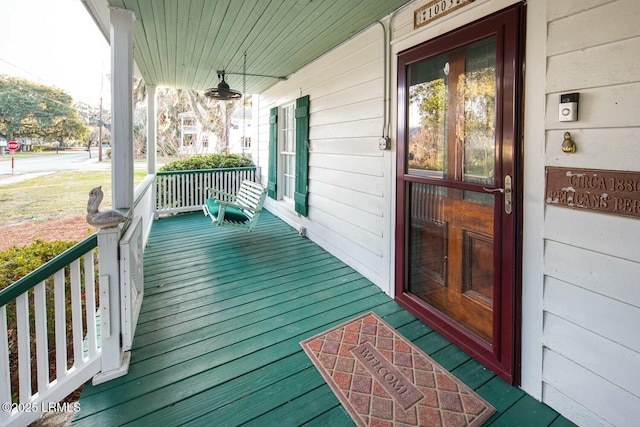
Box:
(95, 0, 413, 94)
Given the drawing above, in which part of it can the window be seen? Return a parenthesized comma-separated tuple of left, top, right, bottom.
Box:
(268, 95, 310, 216)
(280, 103, 296, 201)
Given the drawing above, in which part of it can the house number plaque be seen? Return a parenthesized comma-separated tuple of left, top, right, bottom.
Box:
(414, 0, 475, 29)
(545, 167, 640, 219)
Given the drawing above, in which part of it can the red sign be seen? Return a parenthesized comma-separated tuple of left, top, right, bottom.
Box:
(7, 141, 19, 151)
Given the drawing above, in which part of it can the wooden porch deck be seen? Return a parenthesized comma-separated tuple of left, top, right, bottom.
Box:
(72, 211, 572, 426)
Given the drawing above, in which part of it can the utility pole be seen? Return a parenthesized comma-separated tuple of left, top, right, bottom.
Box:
(99, 96, 103, 162)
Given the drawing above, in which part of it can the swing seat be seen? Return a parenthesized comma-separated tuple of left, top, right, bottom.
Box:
(202, 180, 267, 231)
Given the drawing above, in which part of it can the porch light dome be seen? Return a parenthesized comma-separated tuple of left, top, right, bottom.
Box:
(204, 71, 242, 100)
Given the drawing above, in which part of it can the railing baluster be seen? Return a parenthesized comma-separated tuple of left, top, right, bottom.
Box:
(84, 251, 98, 358)
(34, 281, 49, 394)
(182, 174, 187, 207)
(16, 292, 31, 403)
(154, 167, 257, 214)
(54, 270, 67, 381)
(0, 306, 11, 422)
(70, 260, 84, 366)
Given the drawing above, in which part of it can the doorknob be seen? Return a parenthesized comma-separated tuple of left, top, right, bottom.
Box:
(483, 175, 512, 214)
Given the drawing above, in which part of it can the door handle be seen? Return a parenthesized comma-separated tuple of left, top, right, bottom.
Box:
(483, 175, 512, 214)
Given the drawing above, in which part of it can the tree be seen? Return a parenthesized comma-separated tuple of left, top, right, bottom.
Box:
(132, 78, 244, 158)
(0, 75, 90, 145)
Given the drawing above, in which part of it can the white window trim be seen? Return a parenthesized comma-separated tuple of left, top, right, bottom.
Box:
(278, 102, 296, 203)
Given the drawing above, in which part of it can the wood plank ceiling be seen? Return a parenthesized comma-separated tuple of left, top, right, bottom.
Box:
(101, 0, 413, 94)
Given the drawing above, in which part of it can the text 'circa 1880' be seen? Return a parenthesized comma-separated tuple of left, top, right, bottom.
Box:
(545, 167, 640, 219)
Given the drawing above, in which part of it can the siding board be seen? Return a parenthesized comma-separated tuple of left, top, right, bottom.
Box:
(308, 205, 384, 258)
(547, 0, 640, 56)
(311, 137, 382, 157)
(545, 128, 640, 170)
(543, 240, 640, 307)
(544, 207, 640, 262)
(311, 181, 383, 217)
(542, 384, 610, 427)
(311, 98, 383, 127)
(308, 168, 383, 197)
(312, 78, 383, 113)
(542, 350, 640, 426)
(312, 117, 383, 140)
(547, 0, 617, 22)
(310, 192, 383, 238)
(309, 153, 384, 177)
(543, 313, 640, 397)
(543, 277, 640, 353)
(546, 38, 640, 92)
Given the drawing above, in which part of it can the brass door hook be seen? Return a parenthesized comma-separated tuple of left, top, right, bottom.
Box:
(562, 131, 576, 153)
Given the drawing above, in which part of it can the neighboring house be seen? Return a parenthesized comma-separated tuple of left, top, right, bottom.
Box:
(229, 106, 252, 157)
(83, 0, 640, 425)
(177, 111, 215, 154)
(177, 107, 251, 156)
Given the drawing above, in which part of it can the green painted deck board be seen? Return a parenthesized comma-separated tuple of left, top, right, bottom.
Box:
(430, 343, 472, 371)
(242, 384, 341, 427)
(304, 406, 354, 426)
(488, 394, 561, 426)
(73, 211, 570, 426)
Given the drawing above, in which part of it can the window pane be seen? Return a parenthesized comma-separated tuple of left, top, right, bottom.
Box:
(280, 103, 296, 200)
(407, 53, 449, 178)
(463, 37, 496, 185)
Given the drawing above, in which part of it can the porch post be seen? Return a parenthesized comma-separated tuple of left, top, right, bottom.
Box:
(109, 7, 135, 210)
(147, 84, 158, 218)
(146, 84, 157, 174)
(91, 6, 136, 385)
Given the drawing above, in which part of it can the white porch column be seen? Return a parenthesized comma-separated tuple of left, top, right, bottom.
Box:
(109, 7, 135, 210)
(146, 84, 157, 174)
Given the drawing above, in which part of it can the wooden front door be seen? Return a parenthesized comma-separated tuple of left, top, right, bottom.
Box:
(395, 5, 522, 383)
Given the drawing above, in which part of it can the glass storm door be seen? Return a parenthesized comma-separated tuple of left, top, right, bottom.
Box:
(395, 6, 521, 383)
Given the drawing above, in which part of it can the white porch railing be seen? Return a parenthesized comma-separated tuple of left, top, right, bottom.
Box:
(0, 176, 156, 426)
(0, 236, 100, 427)
(1, 169, 253, 425)
(155, 167, 257, 215)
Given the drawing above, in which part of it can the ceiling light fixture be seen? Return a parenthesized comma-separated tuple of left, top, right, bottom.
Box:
(204, 71, 242, 100)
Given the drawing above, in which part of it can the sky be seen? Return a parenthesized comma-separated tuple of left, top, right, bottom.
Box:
(0, 0, 111, 106)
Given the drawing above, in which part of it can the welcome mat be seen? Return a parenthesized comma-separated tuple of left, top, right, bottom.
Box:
(300, 312, 495, 426)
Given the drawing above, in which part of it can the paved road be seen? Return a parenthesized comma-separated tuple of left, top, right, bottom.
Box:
(0, 149, 111, 186)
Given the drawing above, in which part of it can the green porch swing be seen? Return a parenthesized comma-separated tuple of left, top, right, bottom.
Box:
(202, 54, 267, 231)
(202, 180, 267, 231)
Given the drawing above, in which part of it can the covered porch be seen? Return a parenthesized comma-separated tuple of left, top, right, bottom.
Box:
(71, 211, 569, 426)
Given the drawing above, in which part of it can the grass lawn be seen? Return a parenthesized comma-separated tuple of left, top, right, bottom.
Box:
(0, 170, 147, 224)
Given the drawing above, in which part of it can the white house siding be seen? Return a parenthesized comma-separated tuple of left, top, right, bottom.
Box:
(541, 0, 640, 425)
(255, 24, 393, 292)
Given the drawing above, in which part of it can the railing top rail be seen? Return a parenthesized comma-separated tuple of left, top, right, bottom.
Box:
(0, 234, 98, 307)
(156, 166, 256, 176)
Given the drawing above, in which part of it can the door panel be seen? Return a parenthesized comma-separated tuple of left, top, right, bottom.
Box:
(396, 5, 522, 383)
(408, 184, 494, 342)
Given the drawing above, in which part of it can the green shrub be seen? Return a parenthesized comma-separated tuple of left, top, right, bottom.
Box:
(0, 239, 77, 288)
(1, 239, 84, 402)
(159, 153, 253, 172)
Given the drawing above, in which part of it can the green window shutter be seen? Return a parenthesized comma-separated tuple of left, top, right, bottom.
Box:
(294, 95, 310, 216)
(267, 107, 278, 199)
